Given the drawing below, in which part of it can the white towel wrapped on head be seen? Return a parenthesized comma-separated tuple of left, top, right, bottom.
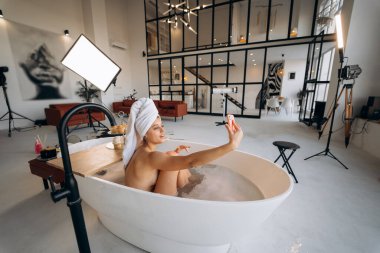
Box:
(123, 98, 158, 166)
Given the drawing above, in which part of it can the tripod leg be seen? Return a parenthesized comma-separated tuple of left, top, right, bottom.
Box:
(8, 115, 12, 137)
(304, 150, 326, 160)
(12, 111, 35, 123)
(327, 151, 349, 170)
(319, 87, 345, 138)
(0, 111, 9, 120)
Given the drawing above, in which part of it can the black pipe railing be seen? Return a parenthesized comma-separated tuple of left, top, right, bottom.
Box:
(49, 103, 116, 253)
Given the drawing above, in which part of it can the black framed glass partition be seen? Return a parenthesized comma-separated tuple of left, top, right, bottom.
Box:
(145, 0, 339, 56)
(146, 0, 340, 119)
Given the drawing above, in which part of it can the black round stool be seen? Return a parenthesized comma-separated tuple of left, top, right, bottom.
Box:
(273, 141, 300, 183)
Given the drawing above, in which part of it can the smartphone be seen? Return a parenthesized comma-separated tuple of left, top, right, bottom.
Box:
(227, 114, 235, 131)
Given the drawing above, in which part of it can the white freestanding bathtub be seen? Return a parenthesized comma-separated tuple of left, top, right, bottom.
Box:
(70, 138, 293, 253)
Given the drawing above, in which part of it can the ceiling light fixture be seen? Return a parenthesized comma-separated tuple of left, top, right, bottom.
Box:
(0, 9, 3, 18)
(161, 1, 211, 35)
(64, 29, 69, 36)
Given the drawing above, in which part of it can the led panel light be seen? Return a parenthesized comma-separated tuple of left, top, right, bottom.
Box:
(61, 34, 121, 92)
(335, 14, 344, 49)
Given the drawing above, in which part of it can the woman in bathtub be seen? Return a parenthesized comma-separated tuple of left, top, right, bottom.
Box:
(123, 98, 243, 196)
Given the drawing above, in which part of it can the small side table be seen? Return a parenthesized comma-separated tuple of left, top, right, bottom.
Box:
(273, 141, 300, 183)
(29, 158, 64, 190)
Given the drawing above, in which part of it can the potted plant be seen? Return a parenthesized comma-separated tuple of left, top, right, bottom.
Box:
(76, 80, 100, 102)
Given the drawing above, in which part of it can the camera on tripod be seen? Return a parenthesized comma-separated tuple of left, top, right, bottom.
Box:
(339, 64, 362, 80)
(0, 66, 9, 87)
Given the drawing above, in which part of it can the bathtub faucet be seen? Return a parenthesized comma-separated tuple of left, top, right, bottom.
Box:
(48, 176, 70, 202)
(53, 103, 117, 253)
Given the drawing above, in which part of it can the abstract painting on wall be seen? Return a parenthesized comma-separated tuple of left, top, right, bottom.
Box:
(255, 61, 284, 109)
(7, 21, 72, 100)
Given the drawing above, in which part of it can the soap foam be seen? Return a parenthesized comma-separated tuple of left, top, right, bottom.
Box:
(179, 164, 264, 201)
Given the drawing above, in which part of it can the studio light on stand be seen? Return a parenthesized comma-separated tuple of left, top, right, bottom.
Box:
(49, 34, 121, 253)
(304, 13, 350, 170)
(0, 66, 35, 137)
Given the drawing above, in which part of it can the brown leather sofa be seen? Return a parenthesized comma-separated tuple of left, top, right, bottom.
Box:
(45, 103, 106, 127)
(112, 99, 187, 121)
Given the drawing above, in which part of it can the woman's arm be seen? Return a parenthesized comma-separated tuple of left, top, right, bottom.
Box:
(148, 123, 243, 171)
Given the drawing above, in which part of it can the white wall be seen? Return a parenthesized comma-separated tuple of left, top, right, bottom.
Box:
(341, 0, 380, 151)
(282, 59, 306, 99)
(125, 0, 149, 98)
(0, 0, 148, 130)
(324, 0, 380, 149)
(0, 0, 85, 130)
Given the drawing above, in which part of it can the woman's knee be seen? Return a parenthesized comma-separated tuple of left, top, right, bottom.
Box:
(154, 170, 179, 196)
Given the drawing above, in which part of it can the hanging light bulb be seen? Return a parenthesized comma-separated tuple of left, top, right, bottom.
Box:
(180, 18, 197, 34)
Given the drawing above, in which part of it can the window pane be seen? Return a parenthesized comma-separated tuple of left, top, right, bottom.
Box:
(246, 49, 265, 82)
(268, 0, 291, 40)
(231, 0, 249, 45)
(211, 85, 225, 114)
(198, 8, 212, 49)
(244, 84, 262, 116)
(157, 0, 170, 19)
(213, 53, 228, 84)
(160, 59, 171, 85)
(171, 21, 183, 52)
(315, 0, 342, 35)
(226, 84, 244, 115)
(159, 21, 170, 53)
(184, 85, 196, 111)
(145, 0, 156, 20)
(214, 5, 230, 47)
(184, 15, 197, 51)
(198, 54, 212, 84)
(172, 58, 182, 85)
(197, 85, 211, 113)
(291, 0, 315, 37)
(184, 56, 197, 85)
(229, 50, 245, 83)
(249, 0, 269, 43)
(147, 21, 158, 55)
(149, 86, 160, 100)
(148, 60, 159, 85)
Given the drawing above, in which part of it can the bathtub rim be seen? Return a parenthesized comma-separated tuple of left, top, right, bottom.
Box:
(82, 139, 294, 205)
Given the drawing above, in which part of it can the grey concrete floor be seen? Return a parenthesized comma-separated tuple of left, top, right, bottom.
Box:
(0, 113, 379, 253)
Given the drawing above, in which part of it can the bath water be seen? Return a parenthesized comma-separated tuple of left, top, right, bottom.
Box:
(178, 164, 264, 201)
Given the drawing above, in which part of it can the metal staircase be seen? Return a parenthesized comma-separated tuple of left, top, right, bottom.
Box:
(185, 67, 246, 110)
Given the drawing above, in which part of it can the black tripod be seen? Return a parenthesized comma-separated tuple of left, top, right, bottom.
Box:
(215, 93, 228, 126)
(68, 80, 107, 134)
(304, 59, 349, 170)
(0, 69, 35, 137)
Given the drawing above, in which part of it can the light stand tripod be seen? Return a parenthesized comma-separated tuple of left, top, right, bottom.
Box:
(304, 56, 349, 169)
(0, 67, 35, 137)
(318, 83, 353, 147)
(73, 80, 107, 133)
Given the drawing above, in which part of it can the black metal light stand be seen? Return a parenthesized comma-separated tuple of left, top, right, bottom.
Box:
(82, 80, 107, 132)
(304, 53, 349, 170)
(48, 103, 116, 253)
(0, 68, 35, 137)
(215, 93, 228, 126)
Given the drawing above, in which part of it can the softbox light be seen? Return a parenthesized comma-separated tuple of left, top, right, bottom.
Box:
(61, 34, 121, 92)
